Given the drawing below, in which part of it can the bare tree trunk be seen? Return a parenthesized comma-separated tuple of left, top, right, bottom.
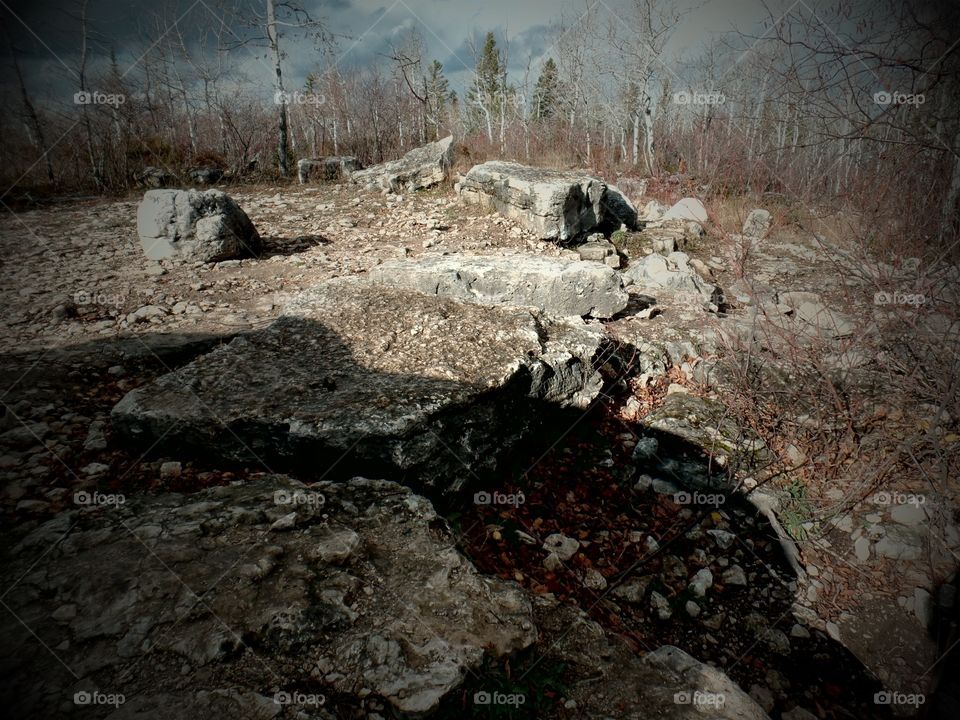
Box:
(8, 33, 54, 184)
(480, 93, 493, 144)
(266, 0, 289, 176)
(78, 1, 104, 191)
(175, 70, 197, 158)
(642, 102, 655, 174)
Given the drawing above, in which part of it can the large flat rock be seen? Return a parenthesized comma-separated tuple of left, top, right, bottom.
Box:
(459, 161, 611, 241)
(0, 475, 769, 719)
(111, 277, 605, 491)
(350, 135, 453, 192)
(0, 476, 536, 718)
(368, 254, 628, 318)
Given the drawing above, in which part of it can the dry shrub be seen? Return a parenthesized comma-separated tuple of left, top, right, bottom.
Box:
(701, 232, 959, 578)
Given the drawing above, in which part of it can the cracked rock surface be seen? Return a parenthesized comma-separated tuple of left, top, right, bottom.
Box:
(111, 276, 605, 492)
(0, 476, 537, 718)
(368, 254, 629, 319)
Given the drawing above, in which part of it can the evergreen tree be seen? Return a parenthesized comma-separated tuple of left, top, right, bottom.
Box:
(534, 57, 559, 120)
(466, 31, 508, 140)
(424, 60, 451, 139)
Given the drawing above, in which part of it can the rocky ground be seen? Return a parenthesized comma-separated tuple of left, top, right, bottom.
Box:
(0, 174, 957, 719)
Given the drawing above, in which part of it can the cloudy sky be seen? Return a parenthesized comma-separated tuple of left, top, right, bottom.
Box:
(0, 0, 808, 100)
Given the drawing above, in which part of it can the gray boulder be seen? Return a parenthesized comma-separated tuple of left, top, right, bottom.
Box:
(0, 476, 536, 718)
(187, 166, 224, 185)
(138, 165, 175, 188)
(578, 240, 620, 268)
(111, 276, 605, 492)
(642, 199, 669, 222)
(743, 208, 772, 238)
(297, 155, 362, 184)
(350, 135, 453, 192)
(136, 189, 261, 263)
(458, 161, 608, 241)
(368, 254, 628, 318)
(662, 197, 708, 224)
(622, 251, 721, 306)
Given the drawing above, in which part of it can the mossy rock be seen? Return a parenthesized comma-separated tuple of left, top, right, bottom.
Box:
(610, 229, 648, 258)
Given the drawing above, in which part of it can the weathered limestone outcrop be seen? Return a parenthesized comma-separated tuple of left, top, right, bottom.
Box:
(458, 161, 610, 241)
(368, 254, 628, 318)
(458, 162, 641, 240)
(623, 251, 722, 307)
(0, 476, 537, 718)
(350, 135, 453, 192)
(111, 276, 606, 491)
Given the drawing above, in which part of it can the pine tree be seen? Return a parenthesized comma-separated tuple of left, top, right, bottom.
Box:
(466, 32, 507, 141)
(424, 60, 451, 139)
(534, 58, 559, 120)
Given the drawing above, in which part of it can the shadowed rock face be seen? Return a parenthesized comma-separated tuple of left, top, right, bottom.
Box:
(457, 163, 641, 240)
(350, 136, 453, 192)
(111, 277, 605, 492)
(598, 184, 641, 232)
(368, 254, 629, 319)
(0, 476, 538, 718)
(0, 475, 772, 720)
(528, 599, 769, 720)
(136, 189, 261, 263)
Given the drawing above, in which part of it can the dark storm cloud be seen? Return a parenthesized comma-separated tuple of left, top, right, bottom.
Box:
(0, 0, 803, 101)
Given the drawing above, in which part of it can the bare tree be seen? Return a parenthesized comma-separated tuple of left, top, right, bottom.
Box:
(218, 0, 329, 177)
(5, 30, 53, 184)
